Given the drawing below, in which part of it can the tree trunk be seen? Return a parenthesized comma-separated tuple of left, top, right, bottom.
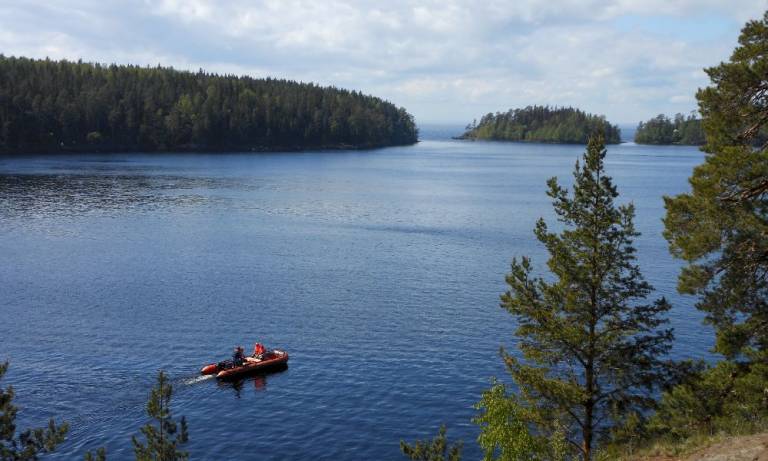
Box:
(584, 370, 594, 460)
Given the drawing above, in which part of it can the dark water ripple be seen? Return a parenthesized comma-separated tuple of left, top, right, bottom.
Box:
(0, 138, 710, 460)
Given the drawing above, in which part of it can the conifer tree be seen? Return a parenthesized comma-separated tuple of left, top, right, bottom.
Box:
(83, 448, 106, 461)
(664, 10, 768, 362)
(500, 135, 673, 459)
(0, 362, 68, 461)
(653, 9, 768, 441)
(132, 371, 188, 461)
(400, 425, 462, 461)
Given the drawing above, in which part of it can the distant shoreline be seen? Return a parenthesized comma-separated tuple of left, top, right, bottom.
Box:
(0, 140, 419, 156)
(451, 136, 622, 145)
(633, 141, 704, 146)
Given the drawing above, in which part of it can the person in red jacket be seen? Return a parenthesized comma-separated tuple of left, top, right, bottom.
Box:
(246, 343, 267, 363)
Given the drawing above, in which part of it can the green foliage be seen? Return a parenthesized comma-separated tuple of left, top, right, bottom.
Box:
(597, 12, 768, 459)
(634, 113, 705, 145)
(0, 55, 418, 153)
(663, 11, 768, 361)
(132, 371, 188, 461)
(460, 106, 621, 144)
(83, 448, 106, 461)
(648, 360, 768, 440)
(500, 135, 673, 460)
(604, 410, 646, 459)
(400, 425, 462, 461)
(0, 362, 68, 461)
(473, 381, 568, 461)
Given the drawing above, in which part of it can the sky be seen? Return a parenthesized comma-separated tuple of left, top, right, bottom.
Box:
(1, 0, 766, 125)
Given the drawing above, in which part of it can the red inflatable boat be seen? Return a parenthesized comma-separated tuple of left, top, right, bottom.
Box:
(200, 349, 289, 380)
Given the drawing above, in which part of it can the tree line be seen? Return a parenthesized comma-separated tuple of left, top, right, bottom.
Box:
(459, 106, 621, 144)
(634, 113, 705, 145)
(0, 56, 418, 154)
(403, 10, 768, 461)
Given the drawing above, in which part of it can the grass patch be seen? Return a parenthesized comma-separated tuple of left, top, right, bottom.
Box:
(599, 418, 768, 461)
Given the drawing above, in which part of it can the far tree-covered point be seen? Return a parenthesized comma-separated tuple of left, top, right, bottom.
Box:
(634, 113, 705, 145)
(458, 105, 621, 144)
(0, 56, 418, 154)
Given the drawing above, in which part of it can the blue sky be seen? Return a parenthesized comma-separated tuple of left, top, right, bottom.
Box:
(1, 0, 765, 124)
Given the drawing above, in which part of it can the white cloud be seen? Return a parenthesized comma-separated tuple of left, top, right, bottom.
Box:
(1, 0, 766, 123)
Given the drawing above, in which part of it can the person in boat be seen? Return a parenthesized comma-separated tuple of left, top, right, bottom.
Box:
(232, 345, 245, 367)
(246, 342, 266, 363)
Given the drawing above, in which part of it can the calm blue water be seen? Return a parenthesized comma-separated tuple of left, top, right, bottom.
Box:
(1, 128, 708, 460)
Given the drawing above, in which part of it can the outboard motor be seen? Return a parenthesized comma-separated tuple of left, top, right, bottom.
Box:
(200, 363, 219, 375)
(200, 360, 234, 375)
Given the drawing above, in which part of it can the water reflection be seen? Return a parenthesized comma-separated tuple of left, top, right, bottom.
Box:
(216, 367, 288, 398)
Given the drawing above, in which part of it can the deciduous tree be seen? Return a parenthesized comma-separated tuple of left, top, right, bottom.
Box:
(473, 380, 568, 461)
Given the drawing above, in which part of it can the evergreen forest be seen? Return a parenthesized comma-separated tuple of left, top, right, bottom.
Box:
(0, 56, 418, 154)
(459, 106, 621, 144)
(634, 113, 705, 145)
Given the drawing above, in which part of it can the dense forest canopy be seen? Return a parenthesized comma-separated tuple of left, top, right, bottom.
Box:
(634, 113, 705, 145)
(0, 55, 418, 153)
(458, 105, 621, 144)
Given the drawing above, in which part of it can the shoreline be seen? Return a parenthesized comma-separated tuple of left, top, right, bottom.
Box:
(0, 140, 419, 156)
(452, 136, 622, 145)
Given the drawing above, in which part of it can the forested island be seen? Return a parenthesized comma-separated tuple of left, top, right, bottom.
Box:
(634, 113, 705, 145)
(0, 56, 418, 154)
(458, 105, 621, 144)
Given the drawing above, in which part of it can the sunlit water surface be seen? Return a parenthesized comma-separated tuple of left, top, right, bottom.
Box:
(0, 127, 709, 459)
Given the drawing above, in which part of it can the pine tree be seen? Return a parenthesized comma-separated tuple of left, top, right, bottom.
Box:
(664, 10, 768, 362)
(654, 10, 768, 442)
(500, 135, 673, 459)
(0, 362, 68, 461)
(400, 425, 462, 461)
(83, 448, 106, 461)
(132, 371, 188, 461)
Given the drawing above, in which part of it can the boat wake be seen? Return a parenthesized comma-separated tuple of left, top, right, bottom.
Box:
(183, 374, 214, 385)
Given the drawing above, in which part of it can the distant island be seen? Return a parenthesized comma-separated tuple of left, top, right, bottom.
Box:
(0, 56, 418, 154)
(457, 105, 621, 144)
(634, 113, 705, 145)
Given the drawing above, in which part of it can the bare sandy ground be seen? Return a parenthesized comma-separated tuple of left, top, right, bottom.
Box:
(637, 433, 768, 461)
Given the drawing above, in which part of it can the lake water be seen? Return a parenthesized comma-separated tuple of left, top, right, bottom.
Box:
(0, 128, 709, 460)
